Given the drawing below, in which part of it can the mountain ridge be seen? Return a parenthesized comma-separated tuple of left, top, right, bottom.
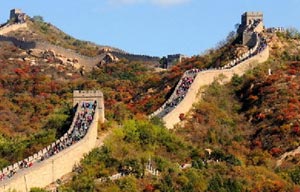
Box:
(1, 9, 300, 191)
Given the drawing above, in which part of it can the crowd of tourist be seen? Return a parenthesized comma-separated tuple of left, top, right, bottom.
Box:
(223, 34, 267, 69)
(254, 34, 267, 54)
(176, 76, 194, 96)
(156, 72, 198, 118)
(0, 101, 96, 182)
(153, 24, 268, 119)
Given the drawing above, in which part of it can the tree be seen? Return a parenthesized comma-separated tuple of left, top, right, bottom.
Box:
(32, 15, 44, 22)
(30, 188, 48, 192)
(160, 56, 168, 68)
(234, 23, 240, 30)
(226, 31, 237, 43)
(117, 176, 138, 192)
(286, 27, 300, 39)
(290, 167, 300, 185)
(207, 174, 224, 192)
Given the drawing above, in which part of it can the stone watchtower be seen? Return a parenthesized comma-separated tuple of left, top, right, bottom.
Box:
(241, 12, 263, 27)
(238, 12, 264, 47)
(10, 9, 26, 23)
(73, 90, 105, 123)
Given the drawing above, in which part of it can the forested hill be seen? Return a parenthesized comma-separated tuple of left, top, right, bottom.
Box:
(58, 29, 300, 191)
(2, 10, 300, 191)
(26, 18, 159, 61)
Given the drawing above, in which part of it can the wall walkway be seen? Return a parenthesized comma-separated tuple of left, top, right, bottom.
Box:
(0, 91, 104, 192)
(0, 23, 27, 35)
(163, 45, 269, 129)
(150, 25, 270, 129)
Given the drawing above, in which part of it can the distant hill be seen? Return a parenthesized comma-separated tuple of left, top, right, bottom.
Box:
(1, 13, 161, 70)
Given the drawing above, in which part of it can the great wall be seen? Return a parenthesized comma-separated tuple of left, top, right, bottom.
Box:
(0, 23, 28, 36)
(0, 90, 105, 192)
(150, 12, 270, 129)
(0, 20, 159, 71)
(0, 10, 273, 191)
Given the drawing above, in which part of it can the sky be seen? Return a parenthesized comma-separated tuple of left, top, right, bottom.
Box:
(0, 0, 299, 57)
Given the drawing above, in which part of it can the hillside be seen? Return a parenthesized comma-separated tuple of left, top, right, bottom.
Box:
(5, 17, 123, 57)
(6, 17, 160, 67)
(57, 29, 300, 191)
(1, 9, 300, 192)
(0, 10, 190, 173)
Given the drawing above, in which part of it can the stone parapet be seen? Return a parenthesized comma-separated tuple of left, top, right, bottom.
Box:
(73, 90, 105, 123)
(0, 90, 104, 191)
(0, 23, 27, 35)
(162, 45, 269, 129)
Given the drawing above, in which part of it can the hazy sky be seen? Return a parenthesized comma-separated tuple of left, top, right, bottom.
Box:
(0, 0, 299, 56)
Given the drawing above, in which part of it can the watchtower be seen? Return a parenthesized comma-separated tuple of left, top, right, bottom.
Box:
(238, 12, 264, 47)
(241, 12, 263, 26)
(73, 90, 105, 123)
(163, 54, 187, 68)
(10, 9, 26, 23)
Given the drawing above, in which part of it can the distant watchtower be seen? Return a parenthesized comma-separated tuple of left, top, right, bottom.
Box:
(241, 12, 263, 26)
(162, 54, 187, 68)
(73, 90, 105, 123)
(238, 12, 264, 47)
(10, 9, 26, 23)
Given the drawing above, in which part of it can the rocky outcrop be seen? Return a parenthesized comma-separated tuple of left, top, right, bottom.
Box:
(97, 53, 119, 67)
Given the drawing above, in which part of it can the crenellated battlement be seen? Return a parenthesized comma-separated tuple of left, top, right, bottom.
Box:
(0, 90, 105, 191)
(73, 90, 105, 123)
(73, 90, 103, 98)
(150, 12, 269, 129)
(241, 12, 263, 26)
(238, 11, 264, 46)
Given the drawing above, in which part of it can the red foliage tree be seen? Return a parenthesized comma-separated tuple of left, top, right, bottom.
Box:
(293, 124, 300, 136)
(179, 113, 185, 121)
(144, 184, 155, 192)
(270, 147, 282, 157)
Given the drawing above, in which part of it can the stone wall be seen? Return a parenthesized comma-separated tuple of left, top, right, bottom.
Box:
(111, 51, 160, 65)
(0, 35, 103, 70)
(0, 23, 159, 66)
(0, 35, 35, 49)
(0, 112, 98, 192)
(0, 22, 103, 68)
(243, 32, 257, 48)
(33, 42, 104, 70)
(0, 23, 27, 35)
(150, 31, 265, 121)
(254, 21, 264, 33)
(242, 21, 264, 47)
(0, 35, 159, 70)
(0, 90, 104, 192)
(241, 12, 263, 26)
(162, 45, 269, 129)
(1, 116, 98, 192)
(73, 90, 105, 123)
(0, 22, 160, 69)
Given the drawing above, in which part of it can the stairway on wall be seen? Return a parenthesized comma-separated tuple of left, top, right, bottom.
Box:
(0, 100, 100, 191)
(151, 22, 270, 129)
